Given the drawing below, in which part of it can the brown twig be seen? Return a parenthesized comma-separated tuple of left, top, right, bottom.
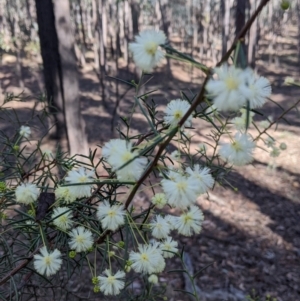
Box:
(0, 254, 36, 286)
(134, 122, 167, 146)
(254, 98, 300, 141)
(21, 159, 57, 180)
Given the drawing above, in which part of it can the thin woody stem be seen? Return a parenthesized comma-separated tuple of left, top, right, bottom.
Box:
(125, 0, 271, 209)
(254, 98, 300, 141)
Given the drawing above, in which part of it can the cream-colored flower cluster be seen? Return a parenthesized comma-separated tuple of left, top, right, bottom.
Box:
(129, 29, 166, 72)
(14, 172, 128, 282)
(102, 139, 148, 181)
(206, 65, 271, 112)
(10, 27, 285, 298)
(205, 65, 273, 166)
(30, 195, 127, 280)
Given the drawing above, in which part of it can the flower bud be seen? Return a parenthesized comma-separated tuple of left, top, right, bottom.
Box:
(148, 274, 158, 284)
(0, 182, 6, 192)
(13, 145, 20, 152)
(125, 265, 131, 273)
(27, 209, 35, 217)
(281, 1, 290, 10)
(270, 147, 280, 158)
(0, 212, 7, 220)
(93, 286, 100, 293)
(279, 142, 287, 150)
(118, 241, 125, 248)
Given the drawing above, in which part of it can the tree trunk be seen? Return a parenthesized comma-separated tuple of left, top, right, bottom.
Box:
(95, 0, 107, 106)
(297, 0, 300, 66)
(52, 0, 89, 156)
(6, 0, 24, 88)
(221, 0, 230, 56)
(35, 0, 66, 139)
(35, 0, 88, 156)
(92, 0, 100, 71)
(248, 0, 258, 68)
(158, 0, 171, 75)
(130, 0, 140, 36)
(123, 0, 129, 66)
(267, 1, 273, 64)
(235, 0, 248, 67)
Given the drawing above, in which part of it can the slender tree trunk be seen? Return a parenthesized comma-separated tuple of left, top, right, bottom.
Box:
(130, 0, 140, 36)
(158, 0, 171, 75)
(6, 0, 24, 88)
(35, 0, 66, 139)
(123, 0, 129, 66)
(248, 0, 257, 68)
(191, 1, 199, 57)
(235, 0, 248, 67)
(116, 1, 122, 58)
(78, 0, 87, 50)
(221, 0, 230, 56)
(267, 2, 273, 64)
(35, 0, 88, 155)
(92, 0, 100, 71)
(74, 0, 86, 66)
(202, 0, 210, 59)
(87, 0, 93, 41)
(297, 0, 300, 67)
(101, 0, 107, 63)
(52, 0, 89, 156)
(97, 0, 107, 104)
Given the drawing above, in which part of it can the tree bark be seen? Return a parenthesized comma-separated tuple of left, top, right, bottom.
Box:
(221, 0, 230, 56)
(94, 0, 107, 106)
(130, 0, 140, 36)
(52, 0, 89, 156)
(297, 0, 300, 66)
(6, 0, 24, 88)
(235, 0, 248, 67)
(248, 0, 258, 68)
(35, 0, 66, 139)
(35, 0, 88, 156)
(158, 0, 171, 75)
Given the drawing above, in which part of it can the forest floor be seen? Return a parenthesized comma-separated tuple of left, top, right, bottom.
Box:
(1, 30, 300, 301)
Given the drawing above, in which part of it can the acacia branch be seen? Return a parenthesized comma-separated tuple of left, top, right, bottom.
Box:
(124, 0, 271, 209)
(0, 0, 272, 288)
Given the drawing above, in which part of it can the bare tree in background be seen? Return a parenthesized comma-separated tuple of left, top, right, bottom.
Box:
(235, 0, 248, 67)
(35, 0, 65, 138)
(130, 0, 140, 36)
(35, 0, 88, 156)
(248, 0, 258, 68)
(221, 0, 231, 56)
(5, 0, 24, 88)
(297, 0, 300, 66)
